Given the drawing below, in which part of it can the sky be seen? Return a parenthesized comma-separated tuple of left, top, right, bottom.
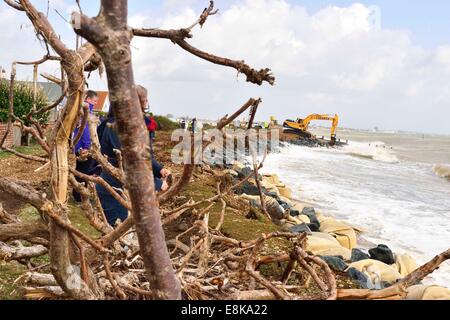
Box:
(1, 0, 450, 134)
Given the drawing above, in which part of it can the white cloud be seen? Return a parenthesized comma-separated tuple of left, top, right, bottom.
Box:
(128, 0, 450, 134)
(2, 0, 450, 133)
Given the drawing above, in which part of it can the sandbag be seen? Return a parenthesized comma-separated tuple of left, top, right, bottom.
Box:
(316, 211, 326, 223)
(406, 285, 450, 300)
(297, 215, 311, 224)
(260, 180, 280, 196)
(262, 174, 281, 186)
(292, 202, 307, 212)
(277, 185, 292, 199)
(347, 259, 402, 285)
(239, 194, 260, 203)
(240, 194, 285, 220)
(320, 218, 357, 250)
(232, 161, 246, 171)
(395, 254, 418, 277)
(306, 232, 351, 261)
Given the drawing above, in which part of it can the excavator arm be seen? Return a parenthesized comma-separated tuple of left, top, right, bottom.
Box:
(283, 114, 339, 144)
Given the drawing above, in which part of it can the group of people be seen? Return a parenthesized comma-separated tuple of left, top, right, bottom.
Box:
(72, 86, 169, 227)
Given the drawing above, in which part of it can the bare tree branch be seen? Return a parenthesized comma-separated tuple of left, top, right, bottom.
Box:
(4, 0, 24, 11)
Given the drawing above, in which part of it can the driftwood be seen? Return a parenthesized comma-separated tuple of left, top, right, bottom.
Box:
(0, 241, 48, 261)
(2, 0, 446, 302)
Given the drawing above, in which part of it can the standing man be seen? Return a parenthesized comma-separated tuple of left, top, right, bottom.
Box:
(191, 118, 197, 134)
(72, 90, 99, 202)
(147, 112, 158, 143)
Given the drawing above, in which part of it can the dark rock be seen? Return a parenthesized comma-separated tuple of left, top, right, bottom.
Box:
(302, 207, 316, 216)
(319, 256, 348, 272)
(308, 222, 321, 232)
(278, 200, 292, 210)
(238, 166, 253, 179)
(238, 181, 267, 196)
(347, 267, 374, 290)
(289, 223, 312, 235)
(265, 200, 285, 220)
(266, 191, 281, 201)
(351, 249, 370, 263)
(302, 207, 321, 230)
(289, 209, 301, 217)
(369, 244, 395, 265)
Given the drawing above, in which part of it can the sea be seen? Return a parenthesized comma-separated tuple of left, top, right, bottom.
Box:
(261, 127, 450, 287)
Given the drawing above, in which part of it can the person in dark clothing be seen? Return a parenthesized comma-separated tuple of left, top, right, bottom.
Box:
(191, 118, 197, 133)
(72, 90, 99, 202)
(96, 86, 170, 227)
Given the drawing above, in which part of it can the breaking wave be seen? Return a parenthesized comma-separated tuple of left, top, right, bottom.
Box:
(433, 164, 450, 181)
(339, 141, 399, 163)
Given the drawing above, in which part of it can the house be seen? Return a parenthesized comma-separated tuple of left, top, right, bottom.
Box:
(93, 90, 109, 113)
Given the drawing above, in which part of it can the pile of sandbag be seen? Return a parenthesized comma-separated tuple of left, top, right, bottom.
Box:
(306, 232, 351, 260)
(407, 285, 450, 300)
(319, 217, 357, 250)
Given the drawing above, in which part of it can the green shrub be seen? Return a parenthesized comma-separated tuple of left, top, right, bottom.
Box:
(0, 80, 49, 125)
(153, 115, 179, 131)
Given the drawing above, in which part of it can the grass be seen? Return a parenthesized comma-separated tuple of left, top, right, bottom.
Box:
(0, 201, 100, 299)
(0, 144, 45, 159)
(0, 262, 26, 300)
(181, 177, 283, 242)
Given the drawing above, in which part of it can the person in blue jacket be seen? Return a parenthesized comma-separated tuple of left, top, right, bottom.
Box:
(96, 85, 171, 227)
(72, 90, 99, 202)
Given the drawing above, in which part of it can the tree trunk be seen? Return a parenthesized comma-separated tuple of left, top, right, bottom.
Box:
(73, 0, 181, 300)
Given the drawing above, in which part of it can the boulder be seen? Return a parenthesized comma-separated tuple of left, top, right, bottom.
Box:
(238, 181, 267, 196)
(289, 208, 301, 217)
(266, 191, 281, 201)
(347, 267, 374, 289)
(301, 207, 321, 231)
(347, 259, 402, 287)
(369, 244, 395, 265)
(264, 196, 286, 220)
(406, 285, 450, 300)
(395, 254, 418, 277)
(320, 256, 348, 272)
(290, 223, 312, 235)
(351, 249, 370, 263)
(320, 218, 357, 250)
(238, 166, 254, 179)
(306, 232, 351, 260)
(278, 196, 292, 207)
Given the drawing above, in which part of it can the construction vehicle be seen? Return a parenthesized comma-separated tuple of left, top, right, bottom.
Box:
(283, 114, 339, 144)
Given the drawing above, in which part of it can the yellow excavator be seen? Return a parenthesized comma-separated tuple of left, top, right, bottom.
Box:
(283, 114, 339, 144)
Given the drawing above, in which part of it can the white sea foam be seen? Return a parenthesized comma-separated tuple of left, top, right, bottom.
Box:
(339, 140, 399, 163)
(261, 142, 450, 288)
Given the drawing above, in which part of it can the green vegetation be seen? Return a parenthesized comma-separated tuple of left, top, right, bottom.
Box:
(154, 115, 179, 131)
(0, 80, 49, 125)
(0, 144, 45, 159)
